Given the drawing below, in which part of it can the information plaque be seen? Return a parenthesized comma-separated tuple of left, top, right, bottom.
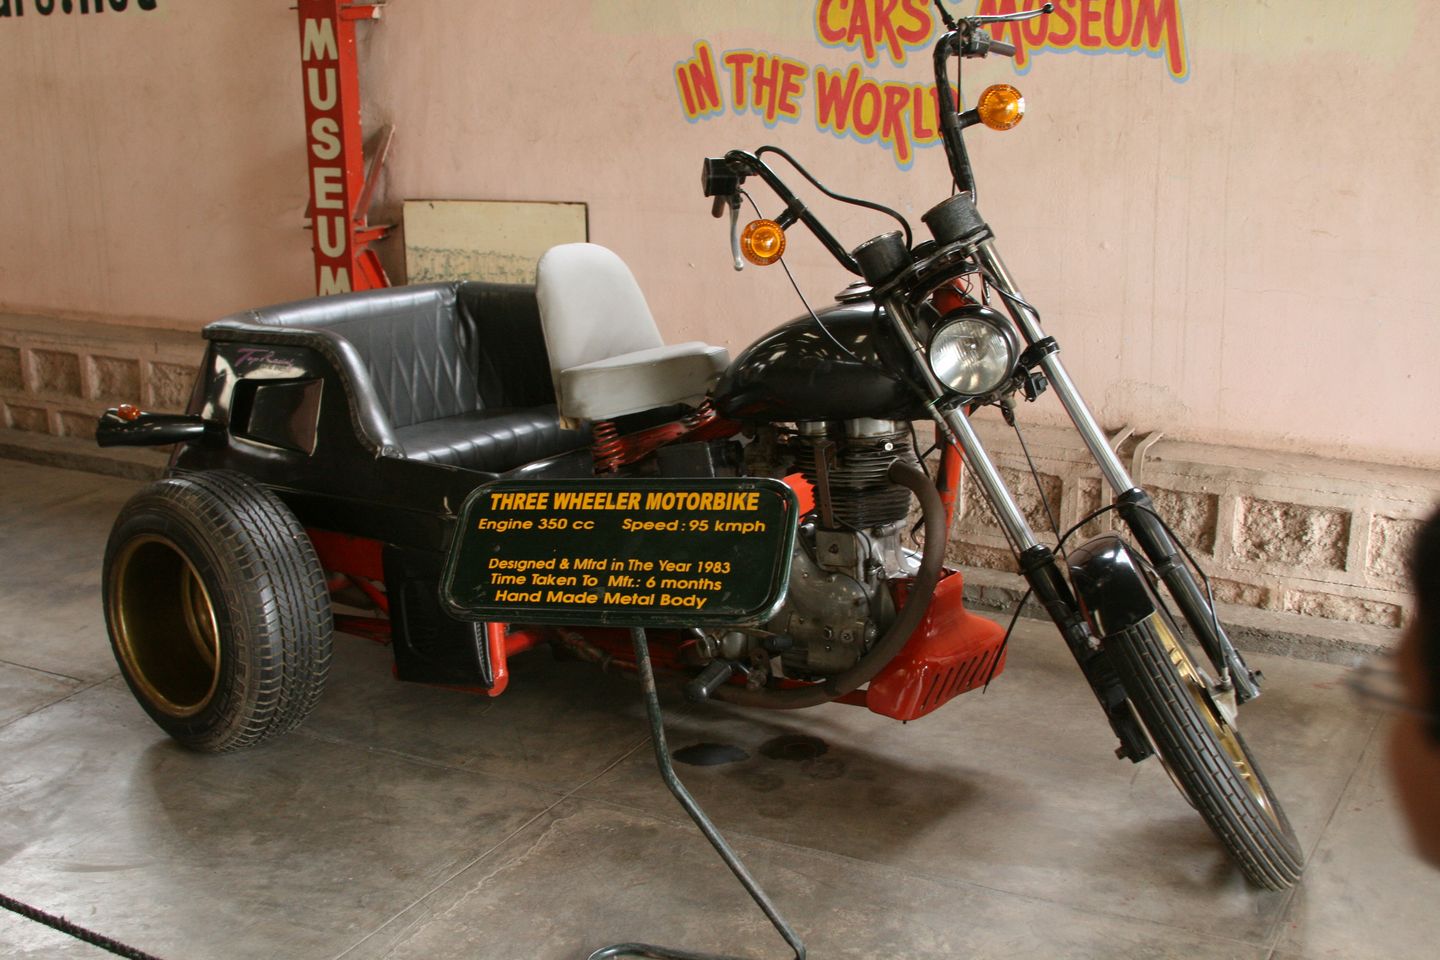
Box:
(442, 478, 798, 627)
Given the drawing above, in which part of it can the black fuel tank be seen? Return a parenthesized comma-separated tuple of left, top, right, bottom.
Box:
(713, 300, 927, 423)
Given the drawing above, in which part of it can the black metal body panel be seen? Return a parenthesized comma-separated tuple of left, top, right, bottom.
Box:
(171, 341, 476, 554)
(163, 333, 593, 689)
(385, 543, 492, 685)
(712, 300, 927, 422)
(172, 339, 585, 557)
(1065, 534, 1160, 636)
(96, 410, 214, 447)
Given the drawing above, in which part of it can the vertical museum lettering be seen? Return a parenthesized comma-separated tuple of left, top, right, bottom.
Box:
(0, 0, 159, 15)
(301, 15, 351, 294)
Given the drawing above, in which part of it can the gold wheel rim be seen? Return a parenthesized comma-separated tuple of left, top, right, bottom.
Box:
(109, 534, 221, 718)
(1152, 613, 1280, 828)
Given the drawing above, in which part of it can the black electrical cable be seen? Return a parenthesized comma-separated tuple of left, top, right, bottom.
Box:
(988, 282, 1044, 322)
(0, 892, 169, 960)
(983, 585, 1031, 692)
(742, 190, 886, 377)
(982, 495, 1226, 690)
(1006, 408, 1066, 563)
(1051, 501, 1225, 646)
(755, 144, 913, 248)
(932, 0, 958, 31)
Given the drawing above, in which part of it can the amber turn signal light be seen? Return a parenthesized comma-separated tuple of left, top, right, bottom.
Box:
(977, 84, 1025, 131)
(117, 403, 141, 421)
(740, 219, 786, 266)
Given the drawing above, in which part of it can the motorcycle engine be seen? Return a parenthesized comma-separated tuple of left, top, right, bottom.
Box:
(710, 419, 920, 679)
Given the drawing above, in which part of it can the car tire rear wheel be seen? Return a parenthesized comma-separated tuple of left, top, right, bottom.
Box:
(103, 470, 332, 752)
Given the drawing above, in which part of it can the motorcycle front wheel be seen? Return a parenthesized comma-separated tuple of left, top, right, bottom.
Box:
(1108, 606, 1304, 889)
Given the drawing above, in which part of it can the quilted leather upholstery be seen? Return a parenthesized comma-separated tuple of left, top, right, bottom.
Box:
(325, 287, 477, 428)
(395, 407, 584, 472)
(206, 282, 588, 472)
(456, 283, 558, 410)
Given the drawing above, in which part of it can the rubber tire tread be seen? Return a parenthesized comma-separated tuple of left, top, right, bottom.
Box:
(1108, 617, 1303, 890)
(103, 470, 333, 752)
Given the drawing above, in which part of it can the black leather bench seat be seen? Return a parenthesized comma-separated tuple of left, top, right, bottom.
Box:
(205, 282, 589, 476)
(395, 406, 587, 472)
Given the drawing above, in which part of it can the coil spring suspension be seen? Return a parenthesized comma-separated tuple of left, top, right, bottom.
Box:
(684, 399, 717, 431)
(592, 420, 624, 473)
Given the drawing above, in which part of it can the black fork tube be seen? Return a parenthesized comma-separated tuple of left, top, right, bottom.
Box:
(932, 33, 978, 198)
(1018, 545, 1092, 651)
(1114, 489, 1260, 701)
(1017, 544, 1154, 762)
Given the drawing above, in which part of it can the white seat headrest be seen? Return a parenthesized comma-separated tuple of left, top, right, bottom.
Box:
(536, 243, 664, 385)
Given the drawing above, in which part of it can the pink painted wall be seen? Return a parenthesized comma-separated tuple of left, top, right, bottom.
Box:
(1, 1, 1436, 468)
(0, 2, 314, 326)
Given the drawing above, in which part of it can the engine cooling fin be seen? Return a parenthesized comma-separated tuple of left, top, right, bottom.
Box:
(793, 428, 917, 528)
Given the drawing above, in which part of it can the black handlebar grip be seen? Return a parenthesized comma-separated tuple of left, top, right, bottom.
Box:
(702, 157, 739, 197)
(703, 157, 743, 218)
(989, 38, 1017, 58)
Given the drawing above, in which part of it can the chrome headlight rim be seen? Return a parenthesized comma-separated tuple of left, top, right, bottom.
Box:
(926, 305, 1020, 398)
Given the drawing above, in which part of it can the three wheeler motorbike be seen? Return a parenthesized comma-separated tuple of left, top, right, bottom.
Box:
(96, 1, 1302, 890)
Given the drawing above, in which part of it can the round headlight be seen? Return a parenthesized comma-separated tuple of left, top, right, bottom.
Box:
(927, 308, 1019, 396)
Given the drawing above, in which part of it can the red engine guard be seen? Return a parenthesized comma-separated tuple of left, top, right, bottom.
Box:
(848, 570, 1008, 721)
(784, 454, 1005, 722)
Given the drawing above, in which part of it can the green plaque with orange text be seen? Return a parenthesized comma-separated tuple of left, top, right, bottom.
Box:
(441, 478, 797, 627)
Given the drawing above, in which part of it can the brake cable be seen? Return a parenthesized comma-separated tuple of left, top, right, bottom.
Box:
(755, 144, 913, 249)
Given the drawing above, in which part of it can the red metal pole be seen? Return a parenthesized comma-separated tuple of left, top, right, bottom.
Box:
(297, 0, 389, 294)
(937, 425, 963, 534)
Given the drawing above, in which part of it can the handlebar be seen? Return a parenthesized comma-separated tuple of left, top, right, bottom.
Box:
(971, 2, 1054, 27)
(702, 3, 1054, 272)
(703, 151, 863, 275)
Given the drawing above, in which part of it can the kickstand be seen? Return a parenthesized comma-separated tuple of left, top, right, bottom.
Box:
(585, 628, 807, 960)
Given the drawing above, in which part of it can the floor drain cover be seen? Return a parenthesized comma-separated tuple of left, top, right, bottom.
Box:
(758, 734, 829, 761)
(673, 742, 750, 766)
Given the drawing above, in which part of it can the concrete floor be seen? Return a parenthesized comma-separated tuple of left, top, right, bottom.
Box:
(0, 458, 1435, 960)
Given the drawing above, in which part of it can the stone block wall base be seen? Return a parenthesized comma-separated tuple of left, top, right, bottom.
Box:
(0, 428, 168, 482)
(958, 566, 1398, 667)
(0, 312, 203, 442)
(946, 414, 1439, 637)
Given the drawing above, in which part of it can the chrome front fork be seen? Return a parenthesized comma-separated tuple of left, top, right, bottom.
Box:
(882, 236, 1261, 702)
(879, 294, 1040, 555)
(972, 237, 1137, 495)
